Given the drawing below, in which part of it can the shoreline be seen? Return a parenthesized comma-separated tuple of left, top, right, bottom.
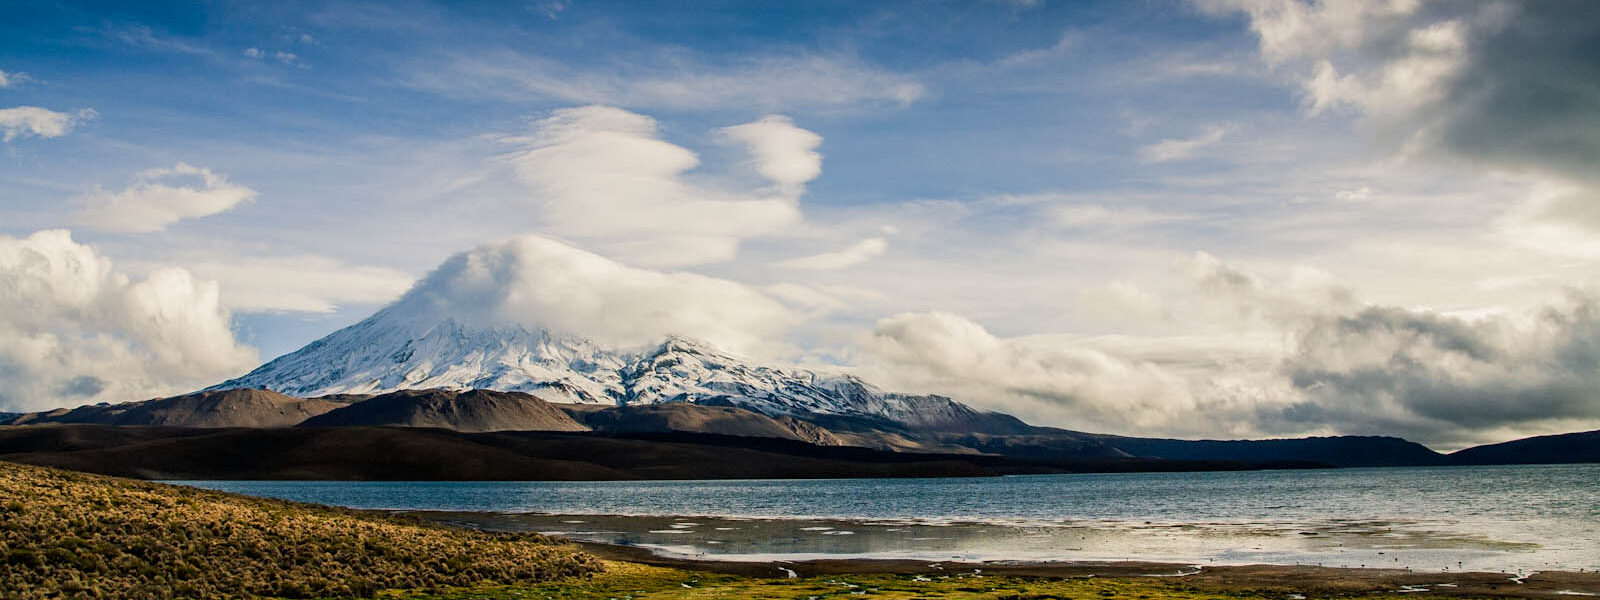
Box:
(405, 508, 1600, 597)
(414, 509, 1590, 575)
(572, 539, 1600, 598)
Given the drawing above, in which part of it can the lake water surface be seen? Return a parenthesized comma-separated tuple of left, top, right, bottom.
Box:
(175, 464, 1600, 572)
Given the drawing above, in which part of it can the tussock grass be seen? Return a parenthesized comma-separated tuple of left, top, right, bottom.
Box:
(0, 461, 599, 599)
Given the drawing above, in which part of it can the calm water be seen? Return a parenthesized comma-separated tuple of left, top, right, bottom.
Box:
(175, 464, 1600, 572)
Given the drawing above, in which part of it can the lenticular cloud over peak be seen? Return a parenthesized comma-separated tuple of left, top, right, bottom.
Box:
(383, 234, 796, 354)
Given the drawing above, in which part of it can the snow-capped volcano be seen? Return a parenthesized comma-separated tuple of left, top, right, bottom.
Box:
(211, 235, 997, 426)
(212, 310, 627, 404)
(211, 310, 953, 422)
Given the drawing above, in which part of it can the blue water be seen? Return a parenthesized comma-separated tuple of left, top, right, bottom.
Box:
(175, 464, 1600, 571)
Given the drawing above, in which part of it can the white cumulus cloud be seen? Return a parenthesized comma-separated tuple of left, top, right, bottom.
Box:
(854, 251, 1600, 448)
(719, 115, 823, 197)
(0, 106, 95, 142)
(71, 163, 258, 233)
(857, 311, 1234, 435)
(505, 106, 807, 266)
(0, 230, 258, 412)
(391, 234, 799, 356)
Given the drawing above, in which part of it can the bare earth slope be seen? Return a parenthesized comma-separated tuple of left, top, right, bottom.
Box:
(5, 388, 348, 428)
(298, 389, 587, 433)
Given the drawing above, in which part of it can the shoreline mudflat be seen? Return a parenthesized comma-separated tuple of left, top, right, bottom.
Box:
(415, 508, 1585, 575)
(574, 540, 1600, 598)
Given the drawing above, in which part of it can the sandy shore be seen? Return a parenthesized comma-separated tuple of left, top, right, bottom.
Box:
(576, 540, 1600, 598)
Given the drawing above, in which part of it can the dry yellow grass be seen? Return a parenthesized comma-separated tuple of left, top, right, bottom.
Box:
(0, 461, 599, 599)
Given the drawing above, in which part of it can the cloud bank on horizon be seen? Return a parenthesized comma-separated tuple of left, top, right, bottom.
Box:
(1, 0, 1596, 448)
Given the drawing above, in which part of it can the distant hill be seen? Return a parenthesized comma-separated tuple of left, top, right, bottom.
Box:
(0, 425, 1006, 480)
(1085, 434, 1445, 468)
(299, 389, 587, 433)
(5, 389, 348, 428)
(0, 424, 1327, 481)
(930, 431, 1130, 458)
(1446, 429, 1600, 465)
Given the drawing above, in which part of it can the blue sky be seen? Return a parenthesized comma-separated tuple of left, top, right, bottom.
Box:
(3, 0, 1598, 448)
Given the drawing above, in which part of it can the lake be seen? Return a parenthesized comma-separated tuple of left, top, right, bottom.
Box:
(175, 463, 1600, 573)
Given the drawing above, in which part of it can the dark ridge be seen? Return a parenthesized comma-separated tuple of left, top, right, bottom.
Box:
(929, 432, 1131, 458)
(0, 425, 991, 480)
(597, 431, 1330, 473)
(565, 402, 842, 445)
(0, 424, 1323, 481)
(1084, 434, 1446, 468)
(299, 388, 587, 432)
(1446, 429, 1600, 465)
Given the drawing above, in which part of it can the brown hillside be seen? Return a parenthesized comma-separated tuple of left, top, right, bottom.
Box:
(0, 460, 598, 599)
(298, 389, 588, 433)
(5, 389, 348, 428)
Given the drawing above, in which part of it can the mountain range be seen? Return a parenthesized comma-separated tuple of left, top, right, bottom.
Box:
(4, 256, 1596, 478)
(7, 383, 1596, 476)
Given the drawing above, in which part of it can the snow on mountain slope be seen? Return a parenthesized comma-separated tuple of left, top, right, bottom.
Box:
(211, 307, 996, 425)
(622, 337, 892, 416)
(213, 304, 628, 403)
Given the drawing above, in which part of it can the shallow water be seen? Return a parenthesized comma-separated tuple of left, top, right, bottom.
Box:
(174, 463, 1600, 572)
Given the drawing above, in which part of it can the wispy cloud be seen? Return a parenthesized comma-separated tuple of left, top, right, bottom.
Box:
(777, 237, 889, 270)
(92, 23, 214, 55)
(181, 255, 413, 314)
(1139, 124, 1229, 163)
(0, 107, 95, 142)
(0, 69, 31, 88)
(407, 50, 924, 111)
(243, 47, 304, 66)
(71, 163, 258, 233)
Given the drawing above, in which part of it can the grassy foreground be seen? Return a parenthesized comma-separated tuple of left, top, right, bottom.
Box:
(0, 461, 598, 599)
